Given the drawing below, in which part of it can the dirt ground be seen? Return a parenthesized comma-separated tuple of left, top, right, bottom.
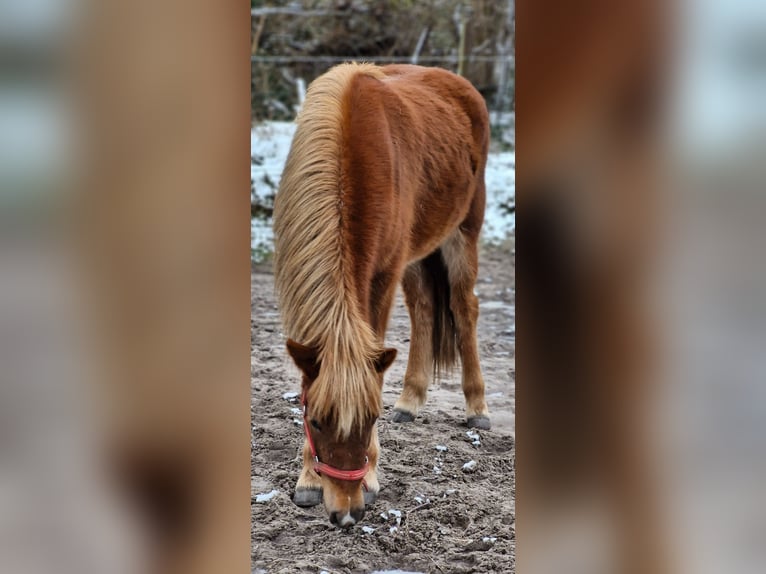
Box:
(251, 244, 515, 574)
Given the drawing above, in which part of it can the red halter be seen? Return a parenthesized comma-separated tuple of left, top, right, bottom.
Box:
(301, 391, 369, 482)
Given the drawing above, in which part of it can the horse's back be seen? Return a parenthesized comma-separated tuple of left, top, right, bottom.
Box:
(381, 65, 489, 139)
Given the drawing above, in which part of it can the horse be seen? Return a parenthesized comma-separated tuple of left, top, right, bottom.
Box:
(272, 62, 491, 528)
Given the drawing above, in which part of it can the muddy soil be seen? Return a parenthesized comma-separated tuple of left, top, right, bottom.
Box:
(252, 245, 515, 574)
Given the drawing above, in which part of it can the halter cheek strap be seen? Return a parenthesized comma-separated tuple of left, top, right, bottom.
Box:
(301, 391, 370, 483)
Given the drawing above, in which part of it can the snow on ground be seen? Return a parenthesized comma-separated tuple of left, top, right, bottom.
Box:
(251, 121, 515, 256)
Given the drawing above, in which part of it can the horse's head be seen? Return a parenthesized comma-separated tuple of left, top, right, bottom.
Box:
(286, 339, 396, 527)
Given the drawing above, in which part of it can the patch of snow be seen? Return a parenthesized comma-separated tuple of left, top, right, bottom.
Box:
(255, 489, 279, 503)
(292, 418, 302, 426)
(379, 512, 388, 521)
(433, 465, 442, 474)
(282, 391, 299, 402)
(482, 536, 497, 543)
(290, 407, 302, 415)
(462, 460, 478, 472)
(435, 444, 448, 452)
(389, 526, 398, 535)
(483, 151, 516, 242)
(466, 430, 481, 446)
(362, 526, 375, 534)
(479, 300, 513, 311)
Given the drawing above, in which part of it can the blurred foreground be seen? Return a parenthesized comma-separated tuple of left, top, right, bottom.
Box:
(1, 1, 766, 573)
(518, 1, 766, 574)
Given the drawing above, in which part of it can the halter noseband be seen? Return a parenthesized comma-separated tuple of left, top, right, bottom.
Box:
(301, 391, 369, 482)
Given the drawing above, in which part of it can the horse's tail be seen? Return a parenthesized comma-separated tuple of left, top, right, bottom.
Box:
(422, 249, 459, 377)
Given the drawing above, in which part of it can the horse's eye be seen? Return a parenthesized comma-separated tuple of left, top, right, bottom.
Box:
(310, 419, 321, 431)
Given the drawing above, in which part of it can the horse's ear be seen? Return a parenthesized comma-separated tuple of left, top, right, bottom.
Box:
(285, 339, 321, 382)
(374, 348, 397, 374)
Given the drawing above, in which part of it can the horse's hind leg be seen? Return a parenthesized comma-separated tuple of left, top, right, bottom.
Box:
(392, 261, 434, 422)
(442, 229, 491, 429)
(293, 439, 323, 507)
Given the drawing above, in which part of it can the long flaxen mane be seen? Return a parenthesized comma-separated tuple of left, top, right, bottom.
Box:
(273, 63, 387, 438)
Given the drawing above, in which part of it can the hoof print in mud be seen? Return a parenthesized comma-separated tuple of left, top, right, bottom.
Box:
(390, 408, 416, 423)
(293, 488, 323, 507)
(467, 416, 491, 430)
(363, 490, 378, 506)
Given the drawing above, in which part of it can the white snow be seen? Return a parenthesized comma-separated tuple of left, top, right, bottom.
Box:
(435, 444, 448, 452)
(362, 526, 376, 534)
(462, 460, 478, 472)
(282, 391, 299, 401)
(255, 489, 279, 503)
(466, 430, 481, 446)
(482, 536, 497, 543)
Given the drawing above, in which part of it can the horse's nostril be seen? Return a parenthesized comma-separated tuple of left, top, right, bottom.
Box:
(351, 507, 365, 523)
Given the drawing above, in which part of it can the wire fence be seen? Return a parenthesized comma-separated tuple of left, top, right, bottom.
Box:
(251, 55, 514, 64)
(251, 55, 514, 140)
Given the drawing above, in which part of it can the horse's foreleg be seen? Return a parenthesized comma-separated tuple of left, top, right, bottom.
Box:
(362, 425, 381, 505)
(392, 262, 433, 422)
(293, 438, 323, 507)
(442, 231, 490, 429)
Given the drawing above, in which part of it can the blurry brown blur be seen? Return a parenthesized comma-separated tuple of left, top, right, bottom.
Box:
(516, 1, 671, 573)
(73, 1, 250, 573)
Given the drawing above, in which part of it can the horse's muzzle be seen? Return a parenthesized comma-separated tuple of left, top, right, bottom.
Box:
(329, 506, 365, 529)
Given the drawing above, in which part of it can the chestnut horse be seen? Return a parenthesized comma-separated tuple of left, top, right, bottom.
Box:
(273, 63, 490, 527)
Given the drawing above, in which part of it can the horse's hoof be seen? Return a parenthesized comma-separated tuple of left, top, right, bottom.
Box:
(390, 408, 415, 423)
(293, 488, 323, 507)
(467, 415, 491, 430)
(363, 489, 378, 506)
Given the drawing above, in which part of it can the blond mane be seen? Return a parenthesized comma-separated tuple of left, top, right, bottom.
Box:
(273, 63, 387, 438)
